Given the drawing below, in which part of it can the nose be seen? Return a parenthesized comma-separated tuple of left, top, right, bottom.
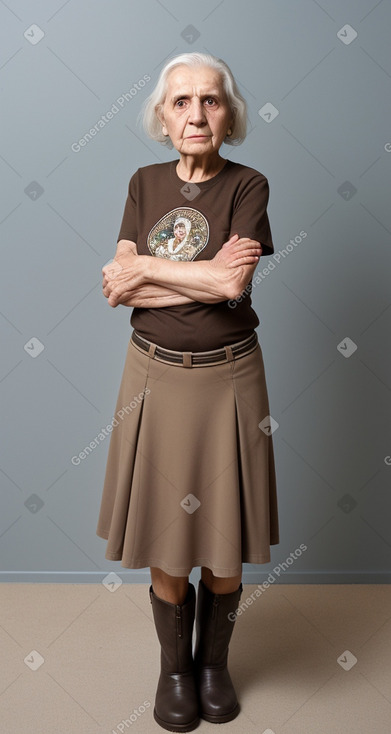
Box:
(188, 98, 206, 126)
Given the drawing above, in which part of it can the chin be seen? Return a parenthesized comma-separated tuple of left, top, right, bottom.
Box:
(183, 140, 213, 148)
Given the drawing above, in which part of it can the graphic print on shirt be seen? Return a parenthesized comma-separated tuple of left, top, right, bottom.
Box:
(147, 207, 209, 261)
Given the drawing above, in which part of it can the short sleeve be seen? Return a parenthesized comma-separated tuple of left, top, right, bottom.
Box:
(229, 175, 274, 256)
(117, 170, 138, 243)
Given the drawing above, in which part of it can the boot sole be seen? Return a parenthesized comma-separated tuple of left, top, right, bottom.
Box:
(200, 702, 240, 723)
(153, 708, 200, 732)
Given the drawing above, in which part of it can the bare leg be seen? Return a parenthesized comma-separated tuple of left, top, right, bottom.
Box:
(150, 567, 189, 604)
(201, 566, 242, 594)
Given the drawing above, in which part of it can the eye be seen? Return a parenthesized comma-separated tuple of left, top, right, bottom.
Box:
(175, 99, 186, 107)
(205, 97, 216, 106)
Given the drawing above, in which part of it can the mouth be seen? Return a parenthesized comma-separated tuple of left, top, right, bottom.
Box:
(187, 135, 210, 139)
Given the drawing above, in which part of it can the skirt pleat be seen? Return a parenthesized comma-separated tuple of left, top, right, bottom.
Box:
(96, 337, 279, 577)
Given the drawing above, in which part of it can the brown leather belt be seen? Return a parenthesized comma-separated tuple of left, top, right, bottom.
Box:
(130, 330, 258, 367)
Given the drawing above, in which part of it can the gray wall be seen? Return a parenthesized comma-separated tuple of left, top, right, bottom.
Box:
(1, 0, 390, 583)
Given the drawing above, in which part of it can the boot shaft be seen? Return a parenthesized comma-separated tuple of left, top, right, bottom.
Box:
(150, 583, 196, 674)
(194, 579, 242, 668)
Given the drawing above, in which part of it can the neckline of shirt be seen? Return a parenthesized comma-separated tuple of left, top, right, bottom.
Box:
(170, 158, 234, 190)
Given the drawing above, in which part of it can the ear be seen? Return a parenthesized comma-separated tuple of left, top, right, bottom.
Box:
(155, 104, 168, 136)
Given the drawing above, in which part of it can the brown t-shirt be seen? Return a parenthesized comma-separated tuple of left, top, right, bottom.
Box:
(117, 158, 274, 351)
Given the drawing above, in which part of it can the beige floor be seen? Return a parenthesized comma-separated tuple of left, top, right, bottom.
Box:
(1, 583, 391, 734)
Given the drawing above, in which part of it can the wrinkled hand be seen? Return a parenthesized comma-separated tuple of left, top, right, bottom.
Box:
(210, 234, 262, 270)
(102, 256, 146, 307)
(102, 241, 137, 291)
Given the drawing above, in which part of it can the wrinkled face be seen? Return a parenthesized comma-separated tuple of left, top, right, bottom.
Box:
(157, 65, 233, 156)
(174, 223, 186, 239)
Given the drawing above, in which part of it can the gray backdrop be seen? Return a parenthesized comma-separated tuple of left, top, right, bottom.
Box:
(1, 0, 390, 583)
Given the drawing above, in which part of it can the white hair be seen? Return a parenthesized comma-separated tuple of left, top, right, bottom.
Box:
(174, 216, 191, 232)
(138, 52, 248, 147)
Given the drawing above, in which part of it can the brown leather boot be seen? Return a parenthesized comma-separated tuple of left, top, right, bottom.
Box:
(194, 579, 243, 723)
(149, 583, 200, 732)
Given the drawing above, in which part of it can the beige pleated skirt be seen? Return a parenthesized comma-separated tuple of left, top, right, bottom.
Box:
(96, 333, 279, 577)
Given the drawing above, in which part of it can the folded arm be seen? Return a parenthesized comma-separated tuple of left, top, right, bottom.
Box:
(118, 282, 198, 308)
(103, 236, 262, 308)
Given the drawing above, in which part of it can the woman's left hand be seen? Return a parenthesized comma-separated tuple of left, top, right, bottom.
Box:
(102, 256, 147, 307)
(211, 234, 262, 270)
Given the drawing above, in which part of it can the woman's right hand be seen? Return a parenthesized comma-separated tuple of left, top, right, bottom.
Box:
(210, 234, 262, 270)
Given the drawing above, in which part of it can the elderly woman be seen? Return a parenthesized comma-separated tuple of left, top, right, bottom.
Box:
(96, 51, 279, 732)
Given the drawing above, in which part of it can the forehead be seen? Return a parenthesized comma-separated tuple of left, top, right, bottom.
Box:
(165, 65, 224, 94)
